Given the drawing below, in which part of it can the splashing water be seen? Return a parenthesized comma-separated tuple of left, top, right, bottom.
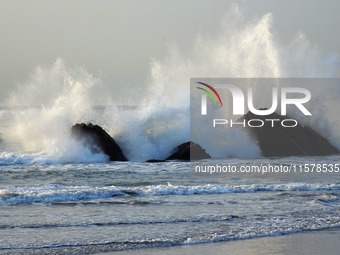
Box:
(148, 5, 339, 158)
(0, 5, 339, 163)
(1, 58, 189, 162)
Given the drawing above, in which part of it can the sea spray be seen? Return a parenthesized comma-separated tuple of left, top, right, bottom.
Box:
(3, 59, 110, 163)
(151, 5, 339, 156)
(1, 5, 339, 163)
(1, 59, 189, 162)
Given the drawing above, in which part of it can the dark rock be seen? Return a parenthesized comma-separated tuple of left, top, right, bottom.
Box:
(146, 159, 166, 163)
(165, 141, 211, 161)
(71, 123, 128, 161)
(241, 111, 339, 157)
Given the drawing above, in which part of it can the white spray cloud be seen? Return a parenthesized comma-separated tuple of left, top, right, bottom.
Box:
(147, 5, 339, 157)
(1, 5, 339, 163)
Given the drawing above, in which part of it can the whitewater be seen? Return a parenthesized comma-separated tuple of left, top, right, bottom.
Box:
(0, 157, 339, 254)
(0, 6, 340, 255)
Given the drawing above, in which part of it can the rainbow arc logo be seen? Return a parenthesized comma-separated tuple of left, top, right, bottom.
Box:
(196, 82, 223, 106)
(196, 82, 223, 115)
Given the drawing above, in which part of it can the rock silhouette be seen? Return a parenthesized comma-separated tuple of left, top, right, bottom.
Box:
(165, 141, 211, 161)
(71, 123, 127, 161)
(146, 159, 166, 163)
(241, 111, 339, 157)
(146, 141, 211, 162)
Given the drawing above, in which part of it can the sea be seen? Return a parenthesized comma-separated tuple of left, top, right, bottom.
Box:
(1, 7, 340, 254)
(0, 108, 339, 255)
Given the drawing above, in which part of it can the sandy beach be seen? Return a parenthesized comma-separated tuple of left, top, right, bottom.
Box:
(99, 227, 340, 255)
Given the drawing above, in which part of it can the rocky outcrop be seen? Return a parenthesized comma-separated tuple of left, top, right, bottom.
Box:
(71, 123, 127, 161)
(165, 141, 211, 161)
(241, 111, 339, 157)
(146, 159, 166, 163)
(71, 123, 210, 162)
(146, 141, 211, 162)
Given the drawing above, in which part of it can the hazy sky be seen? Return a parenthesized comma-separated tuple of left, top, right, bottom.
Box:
(1, 0, 340, 103)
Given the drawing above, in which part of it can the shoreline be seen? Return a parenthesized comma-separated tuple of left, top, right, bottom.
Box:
(97, 227, 340, 255)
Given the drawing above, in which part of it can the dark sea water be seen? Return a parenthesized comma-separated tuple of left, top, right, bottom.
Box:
(0, 156, 339, 254)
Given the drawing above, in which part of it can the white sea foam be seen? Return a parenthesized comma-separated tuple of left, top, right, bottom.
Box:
(0, 150, 108, 166)
(0, 182, 339, 205)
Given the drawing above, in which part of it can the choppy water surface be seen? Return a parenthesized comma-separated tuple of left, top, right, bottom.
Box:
(0, 157, 339, 254)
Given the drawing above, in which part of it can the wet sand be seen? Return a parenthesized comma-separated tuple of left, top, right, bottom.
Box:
(98, 227, 340, 255)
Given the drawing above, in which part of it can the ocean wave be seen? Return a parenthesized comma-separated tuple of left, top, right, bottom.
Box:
(0, 214, 237, 230)
(0, 151, 109, 165)
(1, 224, 339, 253)
(0, 183, 339, 205)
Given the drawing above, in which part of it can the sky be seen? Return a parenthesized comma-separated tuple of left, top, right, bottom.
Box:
(0, 0, 340, 104)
